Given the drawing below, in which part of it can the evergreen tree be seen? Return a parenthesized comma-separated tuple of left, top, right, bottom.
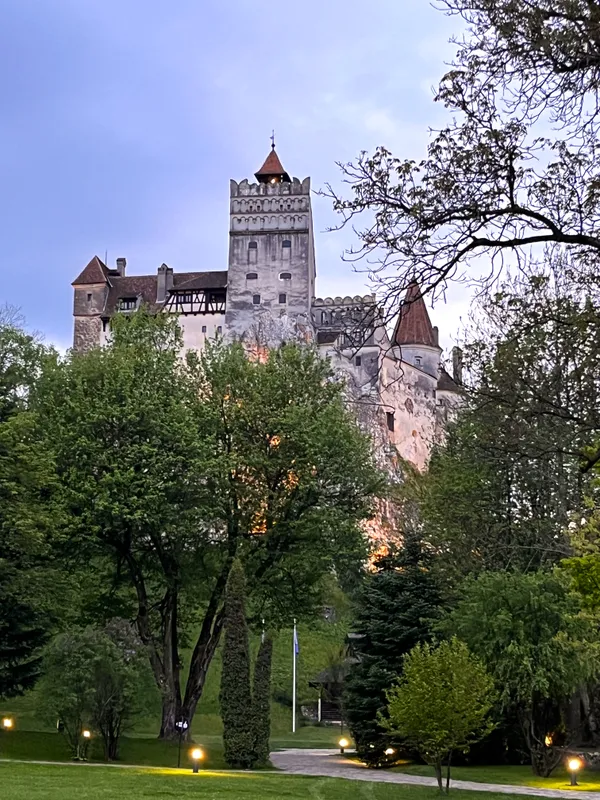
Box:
(251, 635, 273, 767)
(345, 534, 442, 765)
(219, 560, 254, 768)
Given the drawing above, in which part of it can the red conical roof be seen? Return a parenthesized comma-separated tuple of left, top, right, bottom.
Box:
(255, 148, 291, 183)
(71, 255, 110, 286)
(393, 283, 438, 348)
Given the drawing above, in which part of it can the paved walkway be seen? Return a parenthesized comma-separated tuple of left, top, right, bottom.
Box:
(271, 749, 600, 799)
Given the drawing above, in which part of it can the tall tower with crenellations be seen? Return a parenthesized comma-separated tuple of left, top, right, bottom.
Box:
(224, 144, 316, 339)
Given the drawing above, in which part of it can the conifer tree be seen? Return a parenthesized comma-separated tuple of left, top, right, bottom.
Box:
(219, 560, 254, 768)
(251, 635, 273, 767)
(345, 534, 442, 765)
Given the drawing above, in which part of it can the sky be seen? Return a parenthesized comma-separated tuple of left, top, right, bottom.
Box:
(0, 0, 470, 353)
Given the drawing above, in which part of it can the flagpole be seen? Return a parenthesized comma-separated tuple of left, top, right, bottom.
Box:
(292, 618, 297, 733)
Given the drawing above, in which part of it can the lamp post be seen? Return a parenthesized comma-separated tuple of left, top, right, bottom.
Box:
(339, 737, 349, 755)
(2, 718, 13, 731)
(175, 720, 189, 768)
(190, 747, 203, 774)
(568, 757, 582, 786)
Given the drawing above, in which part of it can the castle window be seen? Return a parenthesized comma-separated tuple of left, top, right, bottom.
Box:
(253, 294, 261, 305)
(282, 239, 291, 261)
(355, 356, 362, 367)
(246, 272, 258, 280)
(279, 293, 287, 304)
(119, 297, 137, 311)
(279, 272, 292, 280)
(202, 325, 207, 333)
(87, 292, 92, 302)
(282, 240, 291, 248)
(414, 356, 422, 366)
(248, 241, 258, 265)
(386, 412, 395, 432)
(102, 318, 109, 332)
(217, 326, 222, 335)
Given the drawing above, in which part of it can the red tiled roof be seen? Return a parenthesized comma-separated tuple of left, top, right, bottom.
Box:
(393, 283, 438, 348)
(255, 148, 291, 182)
(72, 256, 110, 286)
(102, 271, 229, 314)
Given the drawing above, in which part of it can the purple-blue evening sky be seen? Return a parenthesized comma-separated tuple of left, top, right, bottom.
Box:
(1, 0, 466, 351)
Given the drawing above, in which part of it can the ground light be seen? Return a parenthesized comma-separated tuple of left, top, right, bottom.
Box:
(190, 747, 203, 774)
(568, 757, 582, 786)
(339, 738, 349, 755)
(385, 748, 395, 756)
(2, 718, 13, 730)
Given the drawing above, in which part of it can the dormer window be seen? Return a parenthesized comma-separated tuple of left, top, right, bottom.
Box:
(279, 272, 292, 280)
(119, 297, 137, 311)
(246, 272, 258, 280)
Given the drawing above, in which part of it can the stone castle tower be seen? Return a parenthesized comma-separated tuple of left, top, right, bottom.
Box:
(225, 146, 316, 338)
(70, 145, 462, 475)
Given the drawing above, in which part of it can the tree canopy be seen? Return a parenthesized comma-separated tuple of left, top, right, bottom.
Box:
(34, 311, 381, 738)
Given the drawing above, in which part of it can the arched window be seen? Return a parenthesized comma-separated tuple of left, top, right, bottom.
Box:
(279, 272, 292, 280)
(248, 241, 258, 248)
(246, 272, 258, 280)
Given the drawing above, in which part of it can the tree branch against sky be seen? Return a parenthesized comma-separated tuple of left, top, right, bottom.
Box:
(327, 0, 600, 311)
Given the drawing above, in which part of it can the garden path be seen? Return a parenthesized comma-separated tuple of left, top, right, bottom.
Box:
(271, 750, 600, 798)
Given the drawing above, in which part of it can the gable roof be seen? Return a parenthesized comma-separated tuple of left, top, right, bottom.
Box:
(174, 271, 228, 291)
(437, 367, 460, 393)
(255, 148, 291, 183)
(393, 283, 438, 348)
(72, 256, 110, 286)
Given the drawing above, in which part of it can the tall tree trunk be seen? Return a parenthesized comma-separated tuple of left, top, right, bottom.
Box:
(434, 761, 443, 793)
(445, 751, 452, 794)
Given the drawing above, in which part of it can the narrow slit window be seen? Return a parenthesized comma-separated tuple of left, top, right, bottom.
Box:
(282, 239, 291, 261)
(202, 325, 207, 333)
(279, 293, 287, 304)
(355, 356, 362, 367)
(87, 292, 92, 302)
(386, 412, 395, 432)
(216, 326, 222, 334)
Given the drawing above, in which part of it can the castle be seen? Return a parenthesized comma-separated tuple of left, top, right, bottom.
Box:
(71, 146, 461, 472)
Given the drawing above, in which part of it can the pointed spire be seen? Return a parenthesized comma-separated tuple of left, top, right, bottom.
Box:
(71, 255, 110, 286)
(393, 283, 439, 348)
(255, 137, 291, 183)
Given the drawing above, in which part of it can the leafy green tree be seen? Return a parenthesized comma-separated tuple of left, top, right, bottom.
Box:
(0, 313, 63, 698)
(34, 311, 381, 738)
(443, 571, 600, 775)
(251, 634, 273, 767)
(219, 560, 253, 768)
(345, 534, 442, 766)
(421, 267, 600, 578)
(38, 625, 150, 761)
(383, 638, 495, 793)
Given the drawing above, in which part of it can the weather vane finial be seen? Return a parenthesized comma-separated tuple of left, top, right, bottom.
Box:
(271, 129, 275, 150)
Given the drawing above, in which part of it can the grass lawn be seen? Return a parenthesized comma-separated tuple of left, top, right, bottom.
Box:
(393, 763, 600, 792)
(0, 761, 537, 800)
(0, 727, 344, 769)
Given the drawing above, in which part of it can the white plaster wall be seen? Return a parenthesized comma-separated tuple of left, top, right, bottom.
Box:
(179, 313, 226, 352)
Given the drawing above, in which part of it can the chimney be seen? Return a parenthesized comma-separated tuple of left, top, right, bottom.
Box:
(157, 263, 173, 303)
(432, 326, 439, 347)
(115, 257, 127, 277)
(452, 346, 463, 384)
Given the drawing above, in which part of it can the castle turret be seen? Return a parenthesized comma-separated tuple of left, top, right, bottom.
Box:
(393, 283, 442, 377)
(224, 145, 316, 340)
(71, 256, 111, 352)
